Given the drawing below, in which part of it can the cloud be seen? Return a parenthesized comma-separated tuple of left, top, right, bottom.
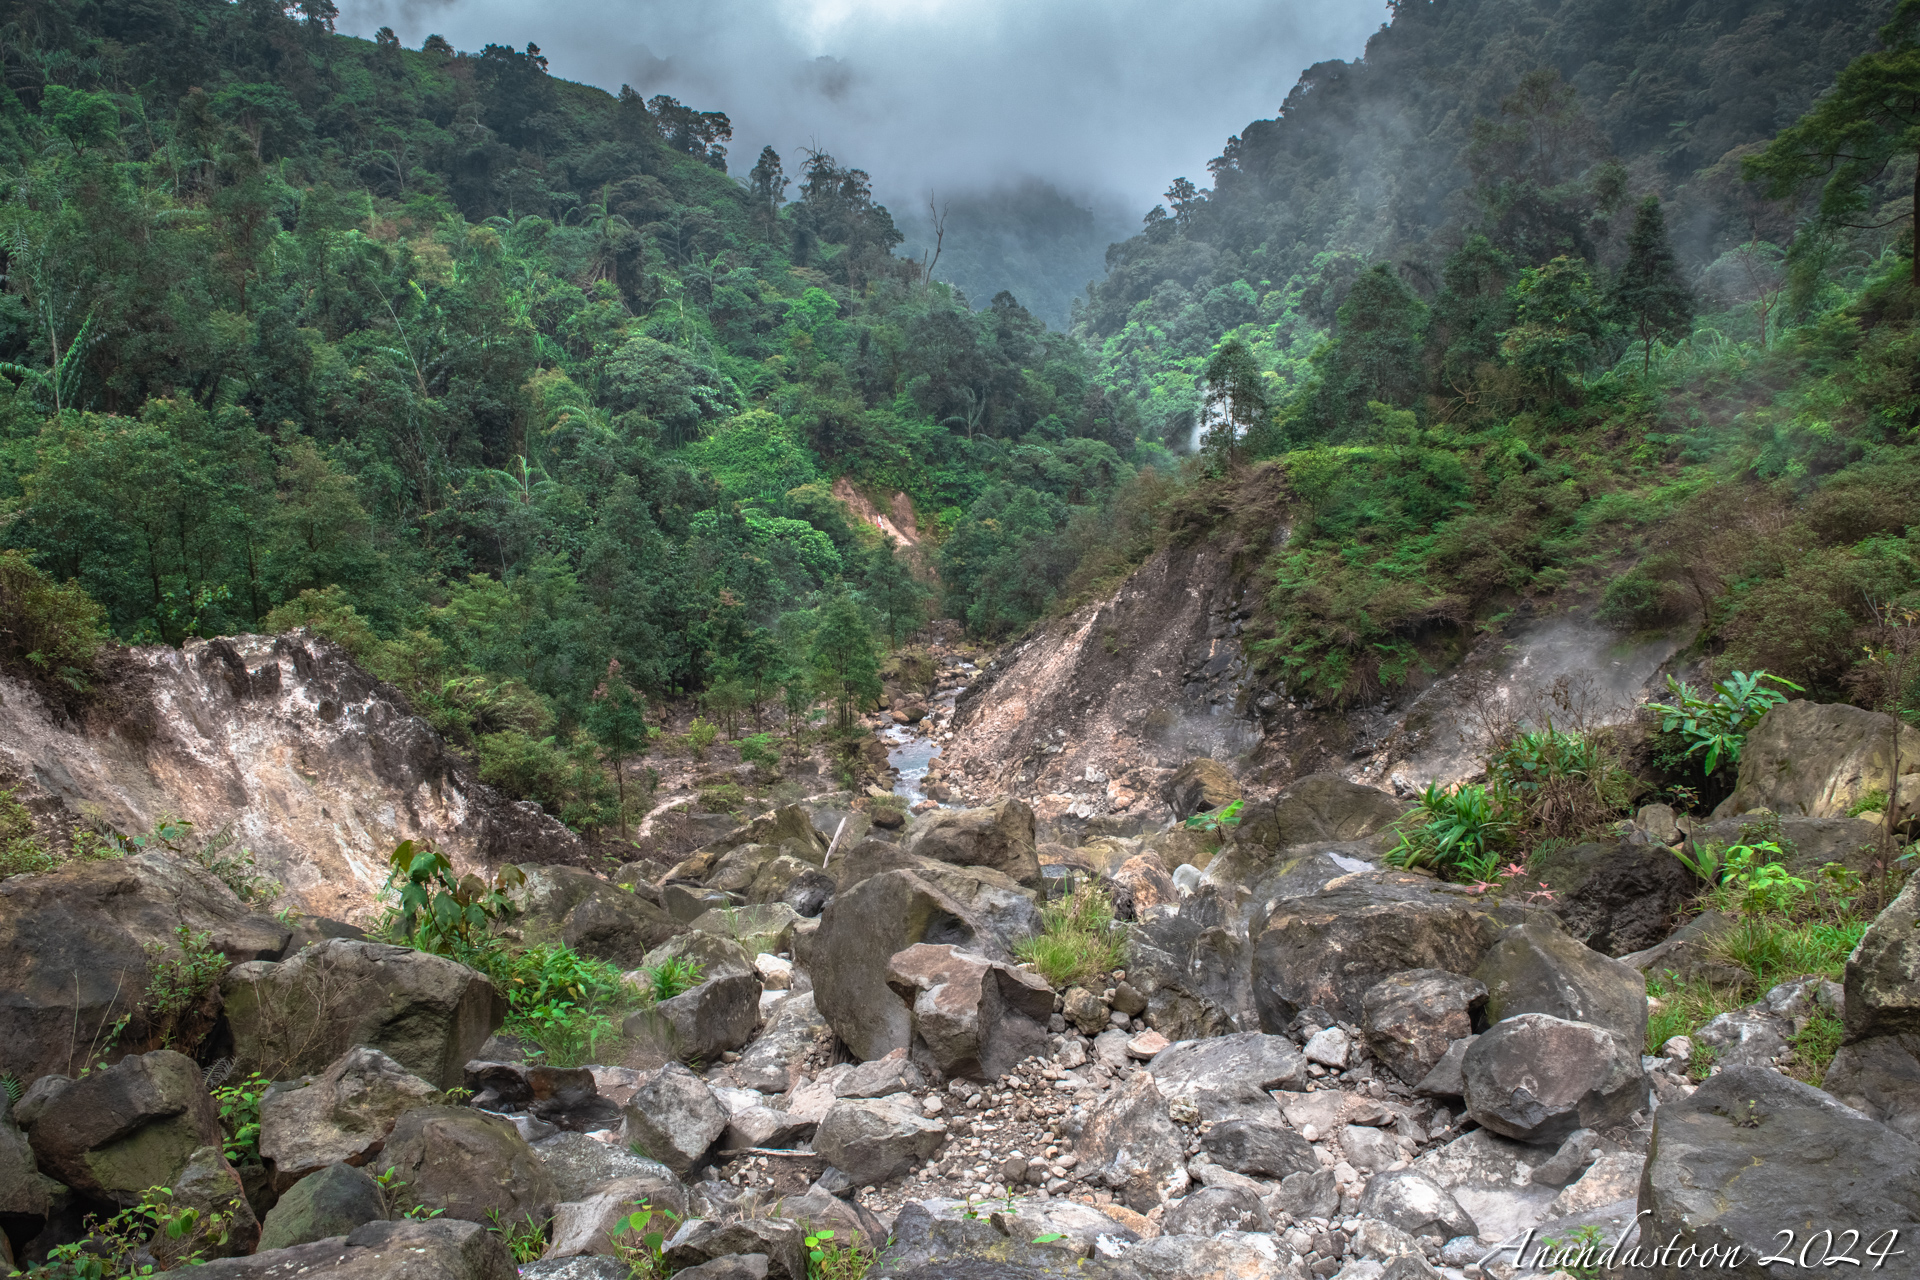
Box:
(335, 0, 1385, 219)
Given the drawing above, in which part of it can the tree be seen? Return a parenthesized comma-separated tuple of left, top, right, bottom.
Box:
(865, 542, 930, 649)
(748, 146, 787, 242)
(1499, 256, 1612, 402)
(1201, 338, 1268, 468)
(1745, 0, 1920, 286)
(585, 659, 648, 839)
(1612, 196, 1694, 373)
(810, 591, 880, 732)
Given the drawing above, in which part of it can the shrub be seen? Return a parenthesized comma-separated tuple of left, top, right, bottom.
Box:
(476, 730, 573, 809)
(0, 788, 53, 879)
(382, 840, 524, 953)
(687, 717, 719, 759)
(1384, 782, 1509, 880)
(1646, 669, 1801, 775)
(139, 926, 227, 1053)
(1489, 727, 1632, 842)
(0, 547, 107, 689)
(1015, 884, 1125, 991)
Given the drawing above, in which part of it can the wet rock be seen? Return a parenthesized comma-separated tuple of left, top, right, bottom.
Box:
(1201, 1119, 1317, 1179)
(260, 1046, 438, 1190)
(256, 1161, 388, 1252)
(1161, 760, 1242, 821)
(619, 1063, 727, 1177)
(814, 1096, 947, 1184)
(735, 991, 827, 1093)
(1712, 700, 1920, 823)
(24, 1049, 226, 1206)
(187, 1217, 516, 1280)
(223, 938, 503, 1088)
(1145, 1031, 1307, 1124)
(1075, 1073, 1189, 1210)
(1472, 918, 1647, 1049)
(908, 799, 1043, 889)
(885, 944, 1053, 1080)
(1362, 970, 1487, 1086)
(1251, 870, 1519, 1028)
(1162, 1185, 1270, 1235)
(543, 1172, 689, 1258)
(1461, 1015, 1646, 1145)
(1357, 1169, 1476, 1240)
(378, 1105, 555, 1225)
(0, 852, 289, 1083)
(1846, 874, 1920, 1041)
(1640, 1067, 1920, 1279)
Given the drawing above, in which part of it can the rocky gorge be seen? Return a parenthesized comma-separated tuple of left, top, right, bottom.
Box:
(4, 624, 1920, 1280)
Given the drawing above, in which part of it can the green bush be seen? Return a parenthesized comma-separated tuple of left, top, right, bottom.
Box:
(1015, 884, 1125, 991)
(1646, 670, 1802, 775)
(0, 548, 107, 689)
(1384, 782, 1509, 880)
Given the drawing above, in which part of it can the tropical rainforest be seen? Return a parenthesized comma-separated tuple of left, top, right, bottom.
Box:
(0, 0, 1915, 832)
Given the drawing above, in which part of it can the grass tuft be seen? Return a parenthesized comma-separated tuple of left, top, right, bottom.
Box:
(1015, 884, 1126, 991)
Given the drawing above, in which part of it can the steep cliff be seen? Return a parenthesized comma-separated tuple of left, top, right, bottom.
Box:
(0, 632, 581, 922)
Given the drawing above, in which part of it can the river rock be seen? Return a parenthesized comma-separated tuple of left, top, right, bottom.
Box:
(377, 1105, 555, 1225)
(1362, 969, 1488, 1085)
(24, 1048, 226, 1206)
(1201, 1118, 1317, 1178)
(649, 971, 763, 1061)
(560, 884, 683, 968)
(0, 852, 290, 1082)
(1472, 917, 1647, 1049)
(223, 938, 503, 1088)
(1125, 882, 1259, 1040)
(1075, 1073, 1188, 1210)
(1639, 1067, 1920, 1278)
(1145, 1030, 1307, 1123)
(260, 1045, 438, 1190)
(1357, 1169, 1477, 1240)
(814, 1096, 947, 1184)
(531, 1132, 680, 1204)
(735, 990, 826, 1093)
(186, 1217, 516, 1280)
(885, 943, 1054, 1080)
(1712, 700, 1920, 822)
(907, 798, 1042, 889)
(1846, 874, 1920, 1041)
(542, 1172, 689, 1258)
(664, 1217, 808, 1280)
(1460, 1014, 1646, 1145)
(619, 1063, 726, 1177)
(256, 1160, 389, 1251)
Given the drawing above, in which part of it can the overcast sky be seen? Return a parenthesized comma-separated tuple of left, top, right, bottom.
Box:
(335, 0, 1386, 221)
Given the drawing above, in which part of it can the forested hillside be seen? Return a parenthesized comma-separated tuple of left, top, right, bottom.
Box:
(0, 0, 1157, 829)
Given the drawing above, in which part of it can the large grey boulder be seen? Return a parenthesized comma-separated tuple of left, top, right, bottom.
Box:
(1846, 874, 1920, 1041)
(223, 938, 503, 1088)
(257, 1161, 389, 1251)
(1200, 1118, 1317, 1179)
(908, 798, 1042, 889)
(377, 1106, 556, 1225)
(735, 990, 826, 1092)
(1160, 1185, 1269, 1235)
(1639, 1067, 1920, 1279)
(690, 902, 802, 957)
(186, 1218, 516, 1280)
(531, 1131, 680, 1204)
(618, 1063, 726, 1177)
(813, 1096, 947, 1185)
(664, 1217, 808, 1280)
(1125, 881, 1260, 1040)
(166, 1142, 260, 1262)
(1472, 917, 1647, 1049)
(1527, 838, 1697, 956)
(1824, 1032, 1920, 1141)
(1252, 870, 1521, 1027)
(0, 1093, 56, 1218)
(1357, 1169, 1477, 1240)
(1461, 1014, 1646, 1145)
(260, 1046, 438, 1190)
(1712, 699, 1920, 823)
(560, 884, 683, 967)
(646, 973, 763, 1062)
(1074, 1073, 1189, 1211)
(23, 1049, 227, 1206)
(0, 852, 289, 1082)
(885, 943, 1054, 1080)
(542, 1172, 689, 1259)
(1145, 1031, 1308, 1123)
(1362, 969, 1487, 1086)
(1234, 773, 1407, 856)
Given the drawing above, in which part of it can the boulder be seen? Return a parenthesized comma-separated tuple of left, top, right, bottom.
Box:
(1688, 813, 1888, 879)
(377, 1105, 555, 1225)
(1235, 773, 1407, 856)
(223, 939, 503, 1088)
(560, 885, 683, 968)
(0, 852, 290, 1082)
(1824, 1033, 1920, 1141)
(835, 845, 1044, 955)
(461, 1062, 619, 1132)
(645, 972, 763, 1062)
(1712, 699, 1920, 822)
(185, 1217, 516, 1280)
(166, 1142, 260, 1261)
(1342, 1123, 1402, 1172)
(1303, 1026, 1349, 1066)
(664, 1218, 808, 1280)
(1639, 1067, 1920, 1279)
(24, 1049, 226, 1206)
(1412, 1035, 1474, 1098)
(256, 1161, 389, 1251)
(1275, 1168, 1339, 1219)
(1251, 870, 1520, 1028)
(1846, 874, 1920, 1041)
(1543, 1149, 1641, 1218)
(1616, 910, 1744, 989)
(834, 1049, 925, 1099)
(1527, 838, 1697, 956)
(671, 1258, 768, 1280)
(1160, 759, 1241, 821)
(690, 903, 802, 958)
(619, 1063, 726, 1177)
(885, 943, 1054, 1080)
(259, 1045, 438, 1190)
(1074, 1073, 1189, 1210)
(907, 798, 1042, 889)
(0, 1093, 56, 1218)
(1410, 1128, 1556, 1248)
(1362, 969, 1488, 1086)
(1125, 882, 1261, 1040)
(541, 1172, 689, 1259)
(813, 1096, 947, 1184)
(1160, 1185, 1269, 1235)
(1145, 1031, 1308, 1123)
(1461, 1014, 1646, 1145)
(1472, 918, 1647, 1049)
(638, 930, 756, 981)
(734, 990, 826, 1093)
(811, 868, 1004, 1061)
(1200, 1119, 1317, 1179)
(531, 1132, 680, 1204)
(1112, 853, 1177, 915)
(1357, 1169, 1477, 1240)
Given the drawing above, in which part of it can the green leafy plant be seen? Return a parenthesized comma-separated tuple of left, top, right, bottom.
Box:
(1, 1071, 21, 1104)
(687, 717, 719, 759)
(383, 839, 524, 952)
(138, 925, 228, 1052)
(1489, 725, 1634, 841)
(1014, 882, 1126, 991)
(212, 1071, 270, 1165)
(739, 732, 781, 772)
(1385, 782, 1510, 879)
(485, 1209, 548, 1264)
(372, 1166, 445, 1221)
(1183, 798, 1244, 832)
(610, 1201, 681, 1279)
(1847, 787, 1889, 818)
(13, 1185, 232, 1278)
(635, 955, 705, 1005)
(1538, 1222, 1606, 1280)
(803, 1226, 877, 1280)
(1646, 670, 1803, 776)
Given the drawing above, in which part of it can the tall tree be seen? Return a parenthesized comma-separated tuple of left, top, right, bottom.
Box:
(584, 659, 648, 839)
(1745, 0, 1920, 286)
(810, 591, 880, 731)
(1612, 196, 1694, 373)
(1202, 338, 1268, 467)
